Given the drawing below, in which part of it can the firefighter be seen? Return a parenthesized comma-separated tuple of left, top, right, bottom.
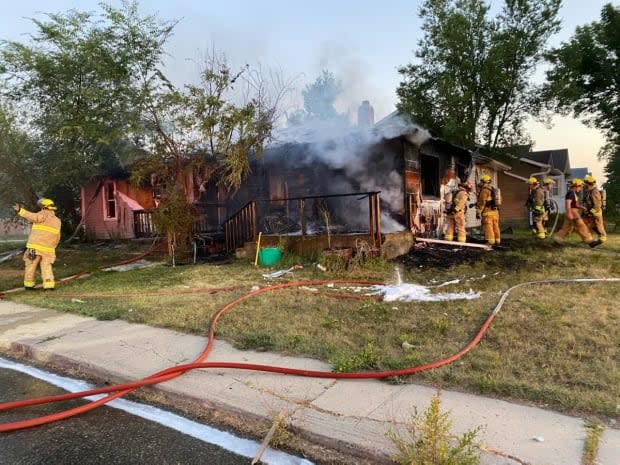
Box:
(12, 198, 62, 290)
(444, 180, 473, 243)
(526, 177, 546, 239)
(542, 178, 556, 228)
(553, 179, 601, 247)
(476, 174, 500, 245)
(582, 175, 607, 244)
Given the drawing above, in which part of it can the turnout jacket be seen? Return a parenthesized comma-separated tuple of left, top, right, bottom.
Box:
(476, 185, 496, 214)
(17, 208, 61, 258)
(527, 186, 545, 214)
(583, 187, 603, 217)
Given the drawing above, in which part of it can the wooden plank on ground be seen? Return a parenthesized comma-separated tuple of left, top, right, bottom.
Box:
(415, 237, 492, 250)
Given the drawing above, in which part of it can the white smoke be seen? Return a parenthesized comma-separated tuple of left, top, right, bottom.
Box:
(269, 113, 430, 232)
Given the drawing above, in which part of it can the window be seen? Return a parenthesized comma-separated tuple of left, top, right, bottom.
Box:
(104, 182, 116, 219)
(151, 174, 166, 199)
(420, 154, 440, 197)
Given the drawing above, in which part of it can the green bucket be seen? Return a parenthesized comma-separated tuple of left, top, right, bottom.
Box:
(258, 247, 282, 266)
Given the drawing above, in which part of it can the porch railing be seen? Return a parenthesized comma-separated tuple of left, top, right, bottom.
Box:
(224, 201, 257, 253)
(134, 210, 156, 238)
(223, 191, 382, 252)
(133, 204, 228, 239)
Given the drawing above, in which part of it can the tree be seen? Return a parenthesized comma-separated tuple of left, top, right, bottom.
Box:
(1, 2, 291, 258)
(543, 3, 620, 211)
(0, 1, 176, 226)
(396, 0, 561, 150)
(0, 104, 40, 208)
(287, 70, 348, 126)
(131, 51, 285, 261)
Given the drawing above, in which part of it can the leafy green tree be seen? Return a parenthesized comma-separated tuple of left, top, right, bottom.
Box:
(543, 3, 620, 212)
(397, 0, 561, 150)
(0, 104, 40, 208)
(1, 2, 287, 256)
(131, 51, 282, 261)
(288, 70, 348, 126)
(0, 1, 175, 224)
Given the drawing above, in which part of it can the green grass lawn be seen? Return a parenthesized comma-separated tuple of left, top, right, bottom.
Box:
(1, 233, 619, 423)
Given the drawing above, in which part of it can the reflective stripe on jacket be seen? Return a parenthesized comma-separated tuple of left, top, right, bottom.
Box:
(18, 208, 61, 258)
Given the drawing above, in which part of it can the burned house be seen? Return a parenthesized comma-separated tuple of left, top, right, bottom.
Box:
(80, 111, 510, 256)
(215, 112, 509, 255)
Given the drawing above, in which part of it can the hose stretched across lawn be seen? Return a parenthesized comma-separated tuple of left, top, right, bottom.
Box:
(0, 239, 165, 299)
(1, 277, 619, 432)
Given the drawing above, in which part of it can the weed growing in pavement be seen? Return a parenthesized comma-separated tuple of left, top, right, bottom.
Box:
(582, 421, 604, 465)
(386, 392, 481, 465)
(266, 410, 292, 448)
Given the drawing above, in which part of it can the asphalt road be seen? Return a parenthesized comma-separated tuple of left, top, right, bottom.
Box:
(0, 368, 259, 465)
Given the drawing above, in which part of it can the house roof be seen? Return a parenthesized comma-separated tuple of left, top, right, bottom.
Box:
(373, 111, 432, 145)
(376, 111, 475, 158)
(569, 167, 589, 180)
(472, 152, 512, 171)
(524, 149, 571, 174)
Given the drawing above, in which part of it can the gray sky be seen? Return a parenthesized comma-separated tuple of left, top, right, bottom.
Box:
(1, 0, 614, 181)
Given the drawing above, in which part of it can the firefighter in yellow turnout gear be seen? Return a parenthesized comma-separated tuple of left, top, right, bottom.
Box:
(476, 175, 501, 245)
(13, 198, 62, 290)
(553, 179, 601, 248)
(444, 180, 473, 243)
(582, 175, 607, 244)
(526, 177, 546, 239)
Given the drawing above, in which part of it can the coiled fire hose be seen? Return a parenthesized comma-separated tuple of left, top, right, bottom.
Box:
(1, 276, 618, 433)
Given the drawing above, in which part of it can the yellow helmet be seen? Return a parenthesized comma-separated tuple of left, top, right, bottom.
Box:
(571, 178, 583, 187)
(584, 175, 596, 185)
(480, 174, 492, 184)
(37, 198, 57, 210)
(527, 177, 539, 185)
(543, 177, 555, 185)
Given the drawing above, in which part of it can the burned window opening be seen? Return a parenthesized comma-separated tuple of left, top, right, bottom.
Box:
(421, 154, 440, 198)
(104, 181, 116, 219)
(456, 162, 470, 184)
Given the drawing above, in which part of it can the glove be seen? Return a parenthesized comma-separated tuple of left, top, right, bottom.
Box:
(534, 205, 544, 212)
(591, 208, 602, 217)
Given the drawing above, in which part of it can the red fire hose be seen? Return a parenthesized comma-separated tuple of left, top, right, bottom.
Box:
(1, 261, 618, 433)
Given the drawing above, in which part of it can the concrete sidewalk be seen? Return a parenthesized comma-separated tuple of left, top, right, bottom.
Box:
(0, 300, 618, 465)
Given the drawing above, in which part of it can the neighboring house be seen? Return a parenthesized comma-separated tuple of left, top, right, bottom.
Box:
(80, 175, 158, 240)
(568, 167, 590, 184)
(0, 217, 29, 237)
(498, 148, 571, 227)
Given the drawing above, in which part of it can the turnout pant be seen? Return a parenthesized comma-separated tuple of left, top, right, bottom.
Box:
(23, 253, 56, 289)
(554, 216, 593, 244)
(445, 212, 467, 242)
(532, 212, 546, 239)
(583, 215, 607, 242)
(481, 210, 500, 245)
